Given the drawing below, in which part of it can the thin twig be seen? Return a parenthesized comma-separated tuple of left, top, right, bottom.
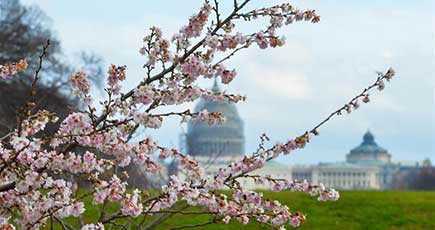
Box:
(147, 210, 217, 215)
(308, 72, 389, 135)
(142, 213, 172, 230)
(30, 39, 50, 97)
(99, 199, 109, 222)
(53, 216, 71, 230)
(213, 0, 221, 27)
(224, 69, 395, 183)
(168, 220, 215, 230)
(107, 221, 128, 230)
(213, 42, 250, 66)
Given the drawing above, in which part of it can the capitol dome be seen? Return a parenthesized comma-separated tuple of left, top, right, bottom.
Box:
(350, 131, 387, 154)
(346, 131, 391, 164)
(186, 80, 244, 163)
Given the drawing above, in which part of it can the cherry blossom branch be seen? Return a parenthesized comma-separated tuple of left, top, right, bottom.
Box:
(25, 187, 100, 228)
(222, 69, 395, 187)
(16, 41, 51, 138)
(119, 0, 251, 102)
(308, 68, 394, 136)
(0, 1, 397, 229)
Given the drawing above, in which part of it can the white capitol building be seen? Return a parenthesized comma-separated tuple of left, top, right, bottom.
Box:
(175, 82, 421, 190)
(290, 131, 395, 190)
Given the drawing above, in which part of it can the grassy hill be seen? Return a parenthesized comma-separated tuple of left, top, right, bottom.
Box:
(53, 191, 435, 230)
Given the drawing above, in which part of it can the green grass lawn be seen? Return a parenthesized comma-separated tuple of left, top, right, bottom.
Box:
(53, 191, 435, 230)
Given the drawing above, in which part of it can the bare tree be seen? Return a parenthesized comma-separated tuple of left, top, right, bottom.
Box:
(0, 0, 103, 136)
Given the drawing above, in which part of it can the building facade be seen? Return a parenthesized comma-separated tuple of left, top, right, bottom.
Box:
(177, 82, 422, 190)
(291, 131, 421, 190)
(292, 163, 382, 190)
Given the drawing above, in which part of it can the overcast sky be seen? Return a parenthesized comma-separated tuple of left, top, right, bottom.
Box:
(22, 0, 434, 165)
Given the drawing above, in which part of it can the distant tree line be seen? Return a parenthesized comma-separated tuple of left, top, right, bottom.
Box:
(0, 0, 103, 136)
(0, 0, 159, 189)
(393, 159, 435, 190)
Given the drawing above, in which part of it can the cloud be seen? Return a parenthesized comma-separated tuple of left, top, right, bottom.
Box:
(368, 94, 405, 113)
(250, 69, 312, 100)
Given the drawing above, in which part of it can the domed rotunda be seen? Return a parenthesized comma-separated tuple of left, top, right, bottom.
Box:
(186, 81, 244, 164)
(346, 131, 391, 164)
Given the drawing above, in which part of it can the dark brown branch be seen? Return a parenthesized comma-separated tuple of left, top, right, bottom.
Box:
(101, 210, 126, 224)
(141, 204, 193, 229)
(30, 39, 50, 97)
(308, 69, 393, 135)
(53, 216, 71, 230)
(0, 181, 15, 192)
(213, 0, 221, 27)
(107, 221, 128, 230)
(98, 199, 109, 222)
(142, 213, 172, 230)
(169, 220, 215, 230)
(148, 210, 217, 215)
(213, 42, 250, 66)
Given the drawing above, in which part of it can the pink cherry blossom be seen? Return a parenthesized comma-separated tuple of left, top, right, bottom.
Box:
(107, 65, 126, 95)
(81, 223, 104, 230)
(134, 85, 155, 105)
(71, 69, 90, 95)
(222, 215, 231, 224)
(121, 189, 143, 217)
(0, 59, 28, 79)
(70, 202, 85, 217)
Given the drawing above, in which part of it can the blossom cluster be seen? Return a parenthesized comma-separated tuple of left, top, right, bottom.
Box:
(138, 1, 319, 87)
(81, 223, 104, 230)
(197, 109, 226, 125)
(18, 110, 58, 137)
(133, 81, 238, 107)
(70, 69, 91, 103)
(0, 59, 28, 79)
(234, 4, 320, 50)
(0, 172, 85, 229)
(248, 176, 340, 201)
(106, 64, 126, 95)
(173, 3, 211, 44)
(70, 69, 90, 95)
(133, 85, 155, 105)
(142, 175, 330, 228)
(140, 26, 172, 69)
